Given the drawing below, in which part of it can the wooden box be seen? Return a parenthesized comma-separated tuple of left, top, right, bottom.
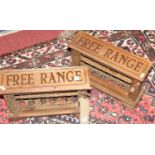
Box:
(69, 31, 153, 108)
(0, 66, 91, 123)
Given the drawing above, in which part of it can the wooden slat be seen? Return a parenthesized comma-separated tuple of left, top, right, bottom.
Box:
(69, 31, 153, 81)
(8, 107, 80, 118)
(15, 92, 78, 99)
(19, 102, 78, 111)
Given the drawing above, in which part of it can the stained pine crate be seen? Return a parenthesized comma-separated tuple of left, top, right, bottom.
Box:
(0, 66, 91, 123)
(69, 31, 153, 108)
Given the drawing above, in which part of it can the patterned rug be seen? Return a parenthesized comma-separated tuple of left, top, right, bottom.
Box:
(0, 30, 155, 124)
(0, 30, 63, 56)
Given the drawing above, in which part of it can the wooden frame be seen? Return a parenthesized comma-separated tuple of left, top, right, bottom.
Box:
(69, 31, 153, 108)
(0, 66, 91, 123)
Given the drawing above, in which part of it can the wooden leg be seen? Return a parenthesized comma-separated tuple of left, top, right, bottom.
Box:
(71, 50, 81, 66)
(129, 79, 141, 100)
(78, 91, 89, 124)
(4, 95, 18, 113)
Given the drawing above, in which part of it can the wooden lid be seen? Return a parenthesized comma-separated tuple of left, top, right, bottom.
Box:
(69, 31, 153, 81)
(0, 66, 91, 95)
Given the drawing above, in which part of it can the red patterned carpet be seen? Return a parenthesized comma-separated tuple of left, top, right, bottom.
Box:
(0, 30, 63, 56)
(0, 30, 155, 124)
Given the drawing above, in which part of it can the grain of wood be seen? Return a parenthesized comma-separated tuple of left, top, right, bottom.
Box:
(1, 66, 91, 123)
(69, 31, 153, 108)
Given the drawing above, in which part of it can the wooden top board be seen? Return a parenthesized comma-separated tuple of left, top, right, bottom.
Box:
(0, 66, 91, 95)
(69, 31, 153, 81)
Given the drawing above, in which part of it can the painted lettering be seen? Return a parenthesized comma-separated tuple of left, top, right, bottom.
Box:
(126, 59, 136, 68)
(103, 48, 113, 58)
(66, 71, 74, 82)
(40, 73, 47, 84)
(117, 54, 129, 65)
(49, 73, 56, 83)
(57, 72, 65, 82)
(134, 62, 144, 72)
